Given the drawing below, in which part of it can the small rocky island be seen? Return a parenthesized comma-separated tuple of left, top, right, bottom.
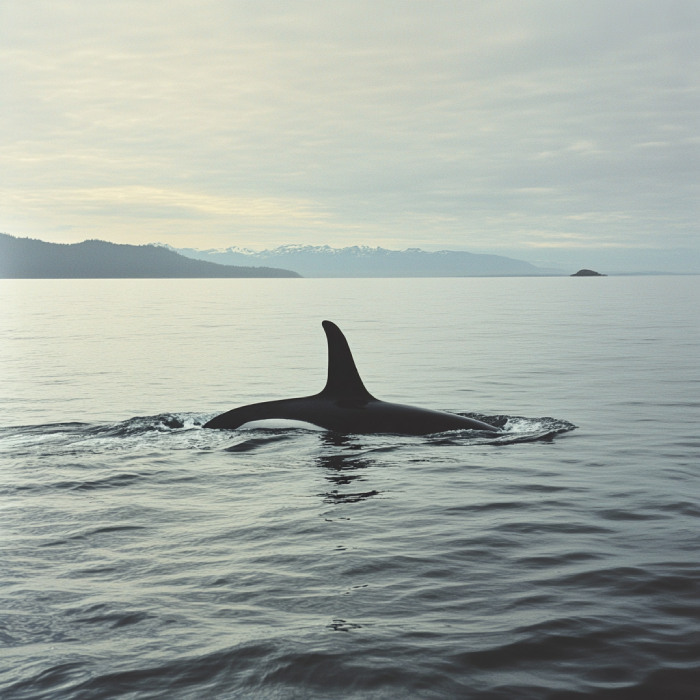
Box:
(571, 269, 606, 277)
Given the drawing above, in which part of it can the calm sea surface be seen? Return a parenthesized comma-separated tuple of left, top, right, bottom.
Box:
(1, 277, 699, 699)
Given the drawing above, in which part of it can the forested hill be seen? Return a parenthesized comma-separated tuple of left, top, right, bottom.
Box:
(0, 234, 301, 278)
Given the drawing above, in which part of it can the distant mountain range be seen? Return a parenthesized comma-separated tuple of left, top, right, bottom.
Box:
(0, 234, 300, 278)
(161, 244, 562, 277)
(0, 233, 565, 279)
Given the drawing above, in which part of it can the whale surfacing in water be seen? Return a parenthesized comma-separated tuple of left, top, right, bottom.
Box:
(204, 321, 498, 435)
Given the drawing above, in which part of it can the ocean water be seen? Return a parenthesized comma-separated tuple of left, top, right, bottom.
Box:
(1, 276, 699, 700)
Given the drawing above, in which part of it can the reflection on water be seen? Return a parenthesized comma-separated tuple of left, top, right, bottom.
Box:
(316, 433, 380, 504)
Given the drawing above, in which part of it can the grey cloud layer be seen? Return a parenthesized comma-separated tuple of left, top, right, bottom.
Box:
(1, 0, 698, 257)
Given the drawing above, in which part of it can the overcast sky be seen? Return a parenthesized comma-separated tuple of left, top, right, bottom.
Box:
(1, 0, 698, 266)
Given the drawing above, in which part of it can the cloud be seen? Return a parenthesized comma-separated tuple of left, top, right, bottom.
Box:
(0, 186, 333, 244)
(1, 0, 698, 253)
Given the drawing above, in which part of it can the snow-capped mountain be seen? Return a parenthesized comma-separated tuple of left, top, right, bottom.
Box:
(154, 244, 561, 277)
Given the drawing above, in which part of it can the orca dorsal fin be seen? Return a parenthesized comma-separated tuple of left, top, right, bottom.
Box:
(319, 321, 375, 399)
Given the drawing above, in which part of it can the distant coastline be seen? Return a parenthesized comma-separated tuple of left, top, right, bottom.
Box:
(0, 234, 301, 279)
(4, 233, 696, 280)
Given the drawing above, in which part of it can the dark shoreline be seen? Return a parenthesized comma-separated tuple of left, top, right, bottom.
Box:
(0, 233, 301, 279)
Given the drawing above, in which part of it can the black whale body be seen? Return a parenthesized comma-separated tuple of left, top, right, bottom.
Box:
(204, 321, 499, 436)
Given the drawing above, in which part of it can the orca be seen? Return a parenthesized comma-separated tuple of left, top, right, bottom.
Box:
(204, 321, 499, 435)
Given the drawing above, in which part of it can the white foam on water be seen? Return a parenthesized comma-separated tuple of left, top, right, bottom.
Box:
(504, 417, 543, 433)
